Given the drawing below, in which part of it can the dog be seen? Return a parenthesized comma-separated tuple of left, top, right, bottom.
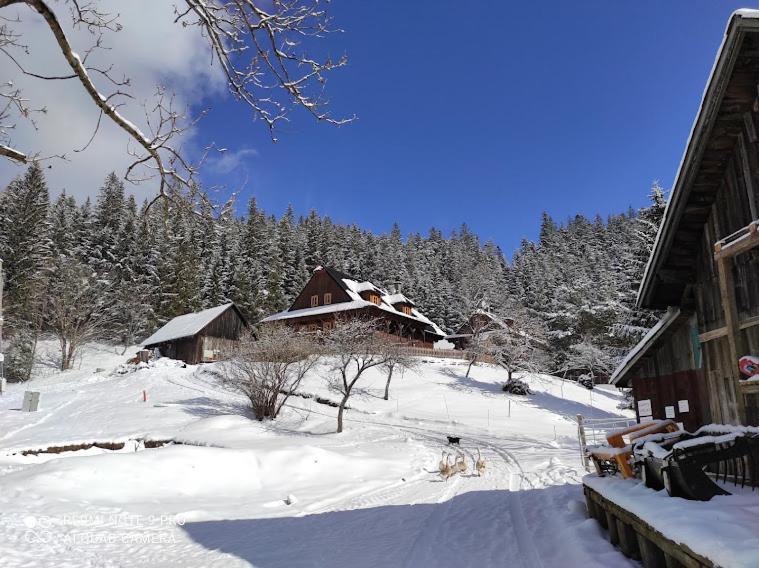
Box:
(447, 436, 461, 445)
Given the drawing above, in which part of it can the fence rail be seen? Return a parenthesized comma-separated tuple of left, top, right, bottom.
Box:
(397, 347, 495, 364)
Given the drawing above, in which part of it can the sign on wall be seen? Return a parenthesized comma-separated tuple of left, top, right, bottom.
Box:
(637, 399, 652, 416)
(678, 400, 689, 413)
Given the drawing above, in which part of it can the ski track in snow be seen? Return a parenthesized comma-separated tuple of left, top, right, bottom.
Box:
(0, 345, 635, 567)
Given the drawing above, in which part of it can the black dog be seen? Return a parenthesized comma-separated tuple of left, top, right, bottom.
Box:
(447, 436, 461, 445)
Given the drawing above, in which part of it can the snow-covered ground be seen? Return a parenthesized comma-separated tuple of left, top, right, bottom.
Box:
(0, 342, 635, 567)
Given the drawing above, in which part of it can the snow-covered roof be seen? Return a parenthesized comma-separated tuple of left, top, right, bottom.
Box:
(142, 303, 236, 346)
(610, 307, 681, 387)
(344, 280, 380, 295)
(383, 293, 415, 307)
(262, 300, 369, 322)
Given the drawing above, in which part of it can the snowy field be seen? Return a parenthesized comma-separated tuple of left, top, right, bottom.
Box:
(0, 342, 635, 567)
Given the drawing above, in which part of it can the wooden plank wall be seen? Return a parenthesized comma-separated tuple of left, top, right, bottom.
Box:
(632, 371, 708, 432)
(692, 115, 759, 425)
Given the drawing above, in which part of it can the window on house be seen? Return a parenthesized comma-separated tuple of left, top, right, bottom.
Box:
(369, 294, 381, 305)
(324, 293, 332, 305)
(324, 320, 334, 331)
(402, 305, 412, 315)
(311, 295, 319, 307)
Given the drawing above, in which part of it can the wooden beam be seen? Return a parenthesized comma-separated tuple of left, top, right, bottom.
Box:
(715, 255, 747, 423)
(699, 327, 727, 343)
(714, 221, 759, 258)
(738, 133, 758, 219)
(744, 111, 758, 143)
(699, 315, 759, 343)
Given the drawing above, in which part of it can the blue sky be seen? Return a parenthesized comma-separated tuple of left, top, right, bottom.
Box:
(197, 1, 752, 257)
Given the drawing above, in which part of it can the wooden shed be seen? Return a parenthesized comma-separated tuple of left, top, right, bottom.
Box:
(614, 11, 759, 427)
(142, 303, 247, 364)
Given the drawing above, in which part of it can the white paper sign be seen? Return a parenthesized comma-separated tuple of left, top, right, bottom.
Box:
(678, 400, 689, 413)
(637, 399, 652, 416)
(665, 406, 675, 418)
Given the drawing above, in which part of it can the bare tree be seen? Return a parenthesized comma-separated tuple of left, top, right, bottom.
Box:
(222, 324, 319, 420)
(381, 340, 417, 401)
(42, 255, 112, 370)
(564, 338, 615, 387)
(487, 308, 549, 381)
(325, 316, 389, 433)
(463, 312, 499, 378)
(0, 0, 352, 204)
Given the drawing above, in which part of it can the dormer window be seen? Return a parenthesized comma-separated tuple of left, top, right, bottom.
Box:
(400, 305, 412, 315)
(324, 293, 332, 305)
(311, 295, 319, 307)
(369, 294, 381, 305)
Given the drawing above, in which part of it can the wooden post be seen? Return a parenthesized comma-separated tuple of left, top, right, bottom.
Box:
(577, 414, 589, 470)
(715, 255, 747, 423)
(0, 258, 4, 384)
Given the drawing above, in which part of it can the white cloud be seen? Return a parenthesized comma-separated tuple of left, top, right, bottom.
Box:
(0, 0, 225, 201)
(206, 147, 259, 175)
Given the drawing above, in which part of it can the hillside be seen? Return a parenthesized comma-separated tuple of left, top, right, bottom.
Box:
(0, 343, 634, 567)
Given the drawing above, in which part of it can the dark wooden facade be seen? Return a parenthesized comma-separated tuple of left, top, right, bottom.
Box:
(618, 13, 759, 427)
(262, 267, 446, 347)
(144, 304, 247, 365)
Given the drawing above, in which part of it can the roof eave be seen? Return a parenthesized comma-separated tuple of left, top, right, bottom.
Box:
(637, 12, 759, 309)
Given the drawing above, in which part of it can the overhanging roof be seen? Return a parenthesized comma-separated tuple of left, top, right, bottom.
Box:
(610, 308, 682, 387)
(638, 10, 759, 309)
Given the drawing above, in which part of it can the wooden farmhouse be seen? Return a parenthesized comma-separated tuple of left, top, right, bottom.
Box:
(142, 303, 248, 364)
(611, 11, 759, 428)
(262, 266, 446, 347)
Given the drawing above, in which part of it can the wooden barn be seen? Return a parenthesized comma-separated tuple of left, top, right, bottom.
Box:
(262, 266, 446, 347)
(612, 11, 759, 427)
(142, 303, 247, 364)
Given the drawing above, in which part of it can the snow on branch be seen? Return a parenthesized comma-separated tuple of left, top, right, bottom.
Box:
(0, 0, 352, 205)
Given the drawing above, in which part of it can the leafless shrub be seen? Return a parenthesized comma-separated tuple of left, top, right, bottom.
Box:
(42, 255, 113, 370)
(222, 324, 319, 420)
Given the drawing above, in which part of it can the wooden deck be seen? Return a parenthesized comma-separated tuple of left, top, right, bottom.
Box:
(584, 483, 715, 568)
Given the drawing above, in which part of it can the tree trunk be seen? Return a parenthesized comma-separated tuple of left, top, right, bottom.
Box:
(465, 355, 477, 378)
(337, 394, 350, 433)
(383, 366, 394, 400)
(508, 368, 513, 381)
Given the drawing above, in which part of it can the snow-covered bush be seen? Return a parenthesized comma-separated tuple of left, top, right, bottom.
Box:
(502, 377, 532, 396)
(578, 374, 594, 390)
(617, 388, 634, 410)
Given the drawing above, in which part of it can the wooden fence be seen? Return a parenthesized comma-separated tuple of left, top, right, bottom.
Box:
(397, 347, 495, 364)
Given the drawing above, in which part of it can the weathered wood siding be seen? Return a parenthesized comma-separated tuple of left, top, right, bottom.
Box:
(153, 305, 247, 365)
(290, 270, 351, 310)
(632, 371, 709, 432)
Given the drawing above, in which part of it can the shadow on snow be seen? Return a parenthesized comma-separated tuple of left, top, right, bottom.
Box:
(181, 486, 632, 568)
